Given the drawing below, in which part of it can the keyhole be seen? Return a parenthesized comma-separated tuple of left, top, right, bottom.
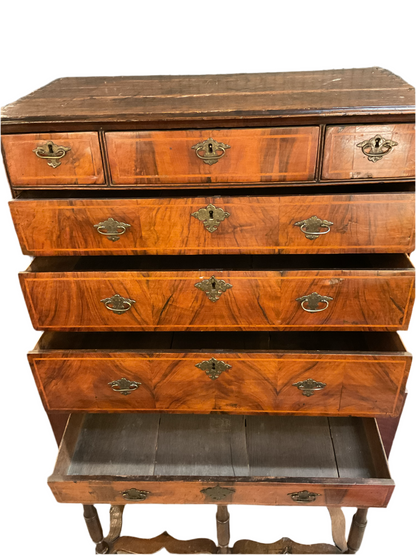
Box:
(212, 362, 216, 373)
(208, 142, 213, 153)
(374, 137, 381, 148)
(212, 281, 216, 290)
(209, 210, 214, 219)
(48, 143, 54, 153)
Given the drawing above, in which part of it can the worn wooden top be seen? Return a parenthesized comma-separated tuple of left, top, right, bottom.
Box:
(1, 67, 414, 128)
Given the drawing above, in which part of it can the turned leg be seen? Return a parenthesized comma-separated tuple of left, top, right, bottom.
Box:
(83, 505, 109, 554)
(216, 505, 230, 554)
(347, 509, 368, 554)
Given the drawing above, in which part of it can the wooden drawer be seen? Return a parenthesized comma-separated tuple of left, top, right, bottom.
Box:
(1, 132, 105, 186)
(106, 127, 319, 185)
(48, 413, 394, 507)
(19, 255, 415, 332)
(9, 190, 415, 256)
(30, 331, 411, 417)
(322, 124, 415, 180)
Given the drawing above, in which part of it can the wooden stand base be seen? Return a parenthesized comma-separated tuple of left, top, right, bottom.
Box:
(82, 505, 369, 554)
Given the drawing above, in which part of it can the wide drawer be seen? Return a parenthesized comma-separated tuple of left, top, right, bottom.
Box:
(2, 132, 105, 186)
(19, 255, 415, 332)
(49, 413, 394, 507)
(322, 124, 415, 180)
(30, 331, 411, 417)
(106, 127, 319, 185)
(9, 190, 415, 256)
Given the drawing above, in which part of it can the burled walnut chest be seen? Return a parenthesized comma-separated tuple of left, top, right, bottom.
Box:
(1, 67, 415, 554)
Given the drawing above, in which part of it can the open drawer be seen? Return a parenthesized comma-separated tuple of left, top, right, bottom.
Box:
(48, 413, 394, 507)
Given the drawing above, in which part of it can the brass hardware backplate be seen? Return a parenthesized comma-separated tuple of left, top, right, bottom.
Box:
(356, 134, 398, 162)
(108, 377, 141, 395)
(201, 485, 235, 501)
(294, 216, 333, 240)
(195, 275, 233, 302)
(191, 204, 230, 233)
(296, 292, 333, 313)
(101, 293, 136, 314)
(94, 217, 131, 242)
(192, 138, 230, 165)
(121, 488, 150, 501)
(33, 140, 71, 168)
(288, 490, 321, 503)
(195, 357, 232, 380)
(292, 378, 327, 397)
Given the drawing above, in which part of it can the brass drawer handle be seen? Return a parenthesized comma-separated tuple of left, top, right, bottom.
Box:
(94, 217, 131, 242)
(191, 204, 230, 233)
(356, 134, 398, 163)
(121, 488, 150, 501)
(195, 275, 232, 302)
(101, 293, 136, 314)
(33, 140, 71, 168)
(192, 138, 230, 165)
(292, 378, 327, 397)
(108, 377, 141, 395)
(195, 357, 232, 380)
(294, 216, 333, 240)
(296, 292, 333, 313)
(288, 490, 321, 503)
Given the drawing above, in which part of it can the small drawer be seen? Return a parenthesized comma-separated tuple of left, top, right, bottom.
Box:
(29, 331, 411, 417)
(9, 191, 415, 256)
(19, 254, 415, 332)
(1, 132, 105, 186)
(106, 127, 319, 185)
(49, 413, 394, 508)
(322, 124, 415, 180)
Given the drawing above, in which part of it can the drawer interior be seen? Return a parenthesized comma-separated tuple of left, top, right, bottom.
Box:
(51, 414, 391, 481)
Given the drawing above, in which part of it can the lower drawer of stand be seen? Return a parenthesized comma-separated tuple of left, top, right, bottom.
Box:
(30, 331, 411, 417)
(48, 413, 394, 507)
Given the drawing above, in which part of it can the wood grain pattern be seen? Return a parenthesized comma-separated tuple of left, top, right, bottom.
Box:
(9, 192, 415, 256)
(322, 124, 415, 180)
(29, 349, 411, 417)
(19, 265, 415, 331)
(106, 128, 319, 185)
(1, 132, 105, 186)
(48, 414, 394, 507)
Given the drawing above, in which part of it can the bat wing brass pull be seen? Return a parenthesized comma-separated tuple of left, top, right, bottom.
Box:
(292, 378, 327, 397)
(195, 275, 232, 302)
(192, 138, 230, 165)
(33, 140, 71, 168)
(195, 357, 232, 380)
(288, 490, 321, 503)
(296, 292, 333, 313)
(121, 488, 150, 501)
(294, 216, 333, 240)
(108, 377, 141, 395)
(356, 134, 398, 163)
(191, 204, 230, 233)
(94, 218, 131, 242)
(101, 293, 136, 314)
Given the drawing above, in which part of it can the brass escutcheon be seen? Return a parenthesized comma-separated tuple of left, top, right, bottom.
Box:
(288, 490, 321, 503)
(195, 275, 233, 302)
(292, 378, 327, 397)
(201, 485, 235, 501)
(195, 357, 232, 380)
(296, 292, 333, 313)
(356, 134, 398, 163)
(108, 377, 141, 395)
(121, 488, 150, 501)
(192, 138, 230, 165)
(191, 204, 230, 233)
(33, 140, 71, 168)
(294, 216, 333, 240)
(101, 293, 136, 314)
(94, 217, 131, 242)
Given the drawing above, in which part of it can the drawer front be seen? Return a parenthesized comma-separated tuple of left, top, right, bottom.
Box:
(322, 124, 415, 180)
(30, 352, 409, 417)
(106, 127, 319, 185)
(2, 132, 105, 186)
(20, 269, 415, 331)
(10, 192, 415, 256)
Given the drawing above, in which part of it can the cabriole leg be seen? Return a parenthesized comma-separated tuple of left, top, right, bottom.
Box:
(217, 505, 230, 554)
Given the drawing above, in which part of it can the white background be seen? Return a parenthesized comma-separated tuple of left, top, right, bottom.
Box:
(0, 1, 415, 554)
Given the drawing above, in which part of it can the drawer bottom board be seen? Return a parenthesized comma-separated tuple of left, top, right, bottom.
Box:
(49, 413, 393, 507)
